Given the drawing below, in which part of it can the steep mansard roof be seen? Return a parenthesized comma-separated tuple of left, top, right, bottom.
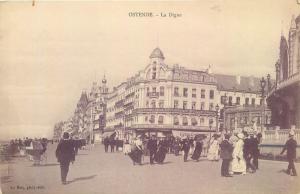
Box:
(214, 74, 263, 93)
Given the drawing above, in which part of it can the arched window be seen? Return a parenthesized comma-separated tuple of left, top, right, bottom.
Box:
(191, 117, 198, 126)
(183, 116, 188, 126)
(149, 115, 155, 123)
(151, 100, 156, 108)
(159, 86, 164, 96)
(174, 116, 179, 125)
(209, 118, 214, 126)
(158, 116, 164, 124)
(200, 117, 205, 125)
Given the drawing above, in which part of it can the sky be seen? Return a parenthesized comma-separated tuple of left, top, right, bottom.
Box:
(0, 0, 299, 140)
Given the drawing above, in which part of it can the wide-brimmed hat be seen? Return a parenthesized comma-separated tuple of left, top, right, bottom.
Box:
(237, 133, 244, 139)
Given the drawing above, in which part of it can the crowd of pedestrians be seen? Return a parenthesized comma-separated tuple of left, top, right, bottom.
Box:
(100, 129, 297, 178)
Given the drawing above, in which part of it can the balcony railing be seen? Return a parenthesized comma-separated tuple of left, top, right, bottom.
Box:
(115, 111, 124, 118)
(125, 92, 135, 99)
(132, 108, 216, 116)
(115, 99, 124, 108)
(147, 92, 159, 98)
(129, 124, 216, 131)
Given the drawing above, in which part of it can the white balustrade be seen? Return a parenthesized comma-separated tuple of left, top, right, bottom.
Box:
(262, 129, 300, 144)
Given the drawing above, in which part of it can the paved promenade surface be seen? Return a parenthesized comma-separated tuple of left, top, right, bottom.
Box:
(1, 143, 299, 194)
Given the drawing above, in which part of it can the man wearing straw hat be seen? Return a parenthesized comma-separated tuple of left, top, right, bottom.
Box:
(280, 130, 297, 176)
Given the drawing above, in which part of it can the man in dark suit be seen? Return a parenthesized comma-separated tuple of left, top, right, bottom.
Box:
(280, 131, 297, 176)
(249, 132, 260, 170)
(181, 138, 190, 162)
(243, 131, 256, 173)
(220, 134, 233, 177)
(103, 137, 109, 153)
(147, 135, 157, 164)
(110, 138, 115, 152)
(56, 132, 76, 184)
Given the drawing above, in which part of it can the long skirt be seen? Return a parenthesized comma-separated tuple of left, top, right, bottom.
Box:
(128, 149, 143, 164)
(231, 157, 246, 173)
(207, 145, 219, 161)
(154, 147, 167, 163)
(191, 148, 202, 161)
(123, 144, 131, 154)
(173, 145, 180, 156)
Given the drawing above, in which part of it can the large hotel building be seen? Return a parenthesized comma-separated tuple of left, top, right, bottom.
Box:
(104, 48, 264, 140)
(267, 15, 300, 129)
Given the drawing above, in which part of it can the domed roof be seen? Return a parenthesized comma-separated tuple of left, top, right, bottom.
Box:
(102, 74, 107, 84)
(149, 47, 165, 59)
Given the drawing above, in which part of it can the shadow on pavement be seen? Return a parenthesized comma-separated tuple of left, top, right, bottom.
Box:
(161, 161, 172, 165)
(277, 169, 288, 174)
(68, 175, 97, 184)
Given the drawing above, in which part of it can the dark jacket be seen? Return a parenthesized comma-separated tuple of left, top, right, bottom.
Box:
(249, 137, 259, 156)
(220, 139, 233, 159)
(243, 138, 251, 157)
(181, 140, 190, 153)
(147, 139, 157, 152)
(56, 139, 75, 163)
(281, 138, 297, 159)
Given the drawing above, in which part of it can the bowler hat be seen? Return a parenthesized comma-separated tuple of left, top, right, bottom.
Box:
(63, 132, 69, 139)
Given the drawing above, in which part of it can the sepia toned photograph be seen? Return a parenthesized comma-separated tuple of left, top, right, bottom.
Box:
(0, 1, 300, 194)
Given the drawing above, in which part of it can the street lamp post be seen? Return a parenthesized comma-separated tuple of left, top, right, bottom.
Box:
(209, 121, 212, 140)
(223, 93, 228, 133)
(215, 104, 220, 133)
(275, 61, 280, 90)
(260, 77, 266, 132)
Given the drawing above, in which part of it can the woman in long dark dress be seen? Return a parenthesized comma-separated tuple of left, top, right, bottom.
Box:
(128, 137, 143, 165)
(191, 139, 203, 161)
(154, 140, 168, 164)
(173, 139, 181, 156)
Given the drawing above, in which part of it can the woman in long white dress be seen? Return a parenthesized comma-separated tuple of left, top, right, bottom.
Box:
(231, 133, 246, 175)
(207, 136, 220, 161)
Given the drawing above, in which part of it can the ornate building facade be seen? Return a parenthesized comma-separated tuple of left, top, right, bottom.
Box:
(267, 15, 300, 129)
(105, 48, 264, 140)
(53, 76, 108, 141)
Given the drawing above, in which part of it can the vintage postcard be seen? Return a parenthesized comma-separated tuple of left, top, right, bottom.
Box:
(0, 1, 299, 194)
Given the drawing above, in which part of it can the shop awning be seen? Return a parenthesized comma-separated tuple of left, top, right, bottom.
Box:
(102, 131, 116, 138)
(172, 130, 206, 138)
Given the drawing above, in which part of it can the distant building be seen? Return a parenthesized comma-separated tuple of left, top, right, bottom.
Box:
(267, 15, 300, 129)
(224, 106, 272, 133)
(59, 75, 109, 143)
(214, 74, 267, 131)
(53, 121, 64, 141)
(104, 48, 265, 140)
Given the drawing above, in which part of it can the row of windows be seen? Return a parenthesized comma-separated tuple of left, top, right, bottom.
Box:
(145, 100, 216, 110)
(144, 115, 214, 126)
(174, 88, 214, 99)
(146, 86, 164, 96)
(220, 96, 262, 106)
(146, 86, 214, 99)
